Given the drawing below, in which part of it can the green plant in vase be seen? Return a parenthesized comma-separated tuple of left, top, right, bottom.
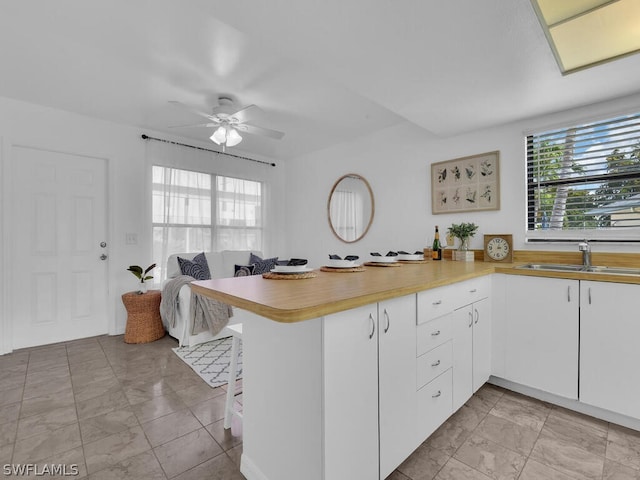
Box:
(447, 222, 479, 251)
(127, 264, 156, 294)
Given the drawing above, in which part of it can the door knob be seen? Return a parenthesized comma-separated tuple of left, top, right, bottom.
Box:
(100, 241, 107, 248)
(100, 254, 108, 260)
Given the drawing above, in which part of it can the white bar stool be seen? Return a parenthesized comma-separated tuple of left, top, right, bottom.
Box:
(224, 323, 243, 430)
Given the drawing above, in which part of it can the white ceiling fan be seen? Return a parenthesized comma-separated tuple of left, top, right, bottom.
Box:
(169, 96, 285, 150)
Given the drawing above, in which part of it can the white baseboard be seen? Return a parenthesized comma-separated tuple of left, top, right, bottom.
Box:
(240, 454, 270, 480)
(489, 376, 640, 432)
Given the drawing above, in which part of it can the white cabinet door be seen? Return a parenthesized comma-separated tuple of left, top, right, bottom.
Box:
(473, 297, 492, 392)
(452, 296, 492, 411)
(452, 304, 473, 411)
(580, 281, 640, 419)
(504, 276, 579, 399)
(379, 295, 418, 479)
(324, 304, 379, 480)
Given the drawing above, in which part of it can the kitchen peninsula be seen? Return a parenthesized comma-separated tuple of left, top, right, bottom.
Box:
(191, 261, 495, 480)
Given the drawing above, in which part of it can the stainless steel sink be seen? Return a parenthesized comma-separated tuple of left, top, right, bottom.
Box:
(516, 263, 585, 272)
(516, 263, 640, 276)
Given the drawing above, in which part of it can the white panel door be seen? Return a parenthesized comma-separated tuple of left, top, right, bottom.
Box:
(11, 146, 108, 348)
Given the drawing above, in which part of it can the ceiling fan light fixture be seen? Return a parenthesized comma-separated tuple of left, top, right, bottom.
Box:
(210, 126, 227, 145)
(226, 127, 242, 147)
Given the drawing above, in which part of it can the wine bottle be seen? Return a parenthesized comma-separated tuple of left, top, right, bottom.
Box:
(432, 226, 442, 260)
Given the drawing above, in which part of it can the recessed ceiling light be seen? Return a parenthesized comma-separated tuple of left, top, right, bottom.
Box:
(531, 0, 640, 74)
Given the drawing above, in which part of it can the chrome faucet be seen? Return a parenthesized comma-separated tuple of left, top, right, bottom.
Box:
(578, 240, 591, 268)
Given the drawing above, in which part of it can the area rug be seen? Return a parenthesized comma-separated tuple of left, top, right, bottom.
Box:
(172, 336, 242, 388)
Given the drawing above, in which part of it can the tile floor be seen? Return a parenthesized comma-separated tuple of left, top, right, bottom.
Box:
(2, 335, 640, 479)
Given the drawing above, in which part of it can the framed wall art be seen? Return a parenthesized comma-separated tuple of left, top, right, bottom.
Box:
(431, 150, 500, 214)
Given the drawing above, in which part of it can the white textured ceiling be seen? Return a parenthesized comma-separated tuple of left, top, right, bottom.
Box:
(1, 0, 639, 160)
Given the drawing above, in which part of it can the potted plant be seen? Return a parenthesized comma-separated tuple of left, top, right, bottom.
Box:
(447, 222, 478, 261)
(127, 264, 156, 294)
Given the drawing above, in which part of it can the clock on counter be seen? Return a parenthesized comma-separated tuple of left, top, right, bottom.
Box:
(483, 234, 513, 263)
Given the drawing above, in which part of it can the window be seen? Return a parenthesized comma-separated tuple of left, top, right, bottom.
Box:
(152, 166, 263, 278)
(527, 112, 640, 234)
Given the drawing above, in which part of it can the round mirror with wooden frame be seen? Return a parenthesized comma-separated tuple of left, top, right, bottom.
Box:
(327, 173, 375, 243)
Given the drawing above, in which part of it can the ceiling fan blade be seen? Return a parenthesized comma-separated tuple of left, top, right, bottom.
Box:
(240, 123, 285, 140)
(230, 104, 262, 123)
(168, 101, 215, 120)
(167, 122, 218, 128)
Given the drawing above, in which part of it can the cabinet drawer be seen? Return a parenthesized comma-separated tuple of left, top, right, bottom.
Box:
(417, 314, 452, 357)
(417, 369, 453, 440)
(456, 276, 491, 309)
(417, 285, 457, 324)
(417, 341, 452, 389)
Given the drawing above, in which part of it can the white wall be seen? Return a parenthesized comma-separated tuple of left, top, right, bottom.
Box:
(0, 96, 286, 351)
(285, 93, 640, 267)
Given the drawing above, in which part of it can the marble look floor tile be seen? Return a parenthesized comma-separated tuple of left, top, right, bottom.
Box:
(603, 458, 640, 480)
(205, 418, 243, 451)
(83, 425, 151, 474)
(12, 422, 81, 464)
(142, 408, 202, 448)
(466, 384, 505, 414)
(16, 405, 78, 441)
(22, 376, 73, 401)
(25, 364, 71, 387)
(489, 394, 550, 432)
(130, 392, 187, 424)
(549, 406, 609, 435)
(173, 382, 225, 407)
(0, 352, 29, 368)
(0, 371, 26, 391)
(37, 445, 88, 479)
(76, 389, 129, 421)
(153, 427, 223, 478)
(541, 412, 607, 456)
(19, 388, 75, 419)
(530, 431, 604, 480)
(163, 372, 208, 392)
(0, 443, 14, 465)
(87, 450, 165, 480)
(173, 452, 246, 480)
(69, 357, 111, 376)
(0, 402, 21, 426)
(423, 416, 475, 457)
(0, 420, 17, 447)
(189, 395, 227, 427)
(397, 442, 450, 480)
(0, 386, 23, 408)
(79, 407, 139, 444)
(473, 414, 540, 457)
(435, 457, 492, 479)
(607, 423, 640, 470)
(386, 471, 411, 480)
(519, 459, 577, 480)
(122, 378, 175, 405)
(454, 434, 527, 480)
(73, 375, 122, 404)
(226, 444, 243, 469)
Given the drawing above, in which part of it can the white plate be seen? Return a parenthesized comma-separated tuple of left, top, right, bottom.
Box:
(270, 266, 314, 274)
(272, 265, 309, 273)
(326, 259, 357, 268)
(396, 254, 424, 261)
(368, 256, 397, 263)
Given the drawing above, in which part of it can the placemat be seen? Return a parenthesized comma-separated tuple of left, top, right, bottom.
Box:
(263, 271, 318, 280)
(320, 266, 366, 273)
(363, 262, 402, 267)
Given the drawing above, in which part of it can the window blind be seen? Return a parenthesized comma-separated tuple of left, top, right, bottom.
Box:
(527, 112, 640, 232)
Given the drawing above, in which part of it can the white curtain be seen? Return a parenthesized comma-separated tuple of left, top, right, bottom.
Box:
(330, 189, 362, 241)
(146, 140, 278, 279)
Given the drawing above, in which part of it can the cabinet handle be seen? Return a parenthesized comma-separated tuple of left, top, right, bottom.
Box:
(368, 313, 375, 340)
(567, 286, 571, 302)
(432, 390, 442, 398)
(383, 308, 390, 334)
(474, 308, 479, 325)
(431, 359, 441, 367)
(588, 287, 592, 305)
(431, 330, 441, 336)
(469, 288, 477, 293)
(468, 311, 473, 328)
(432, 300, 442, 305)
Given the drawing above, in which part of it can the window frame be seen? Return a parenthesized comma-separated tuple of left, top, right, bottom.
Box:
(525, 111, 640, 242)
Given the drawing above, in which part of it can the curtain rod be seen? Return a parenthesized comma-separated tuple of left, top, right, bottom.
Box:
(141, 134, 277, 167)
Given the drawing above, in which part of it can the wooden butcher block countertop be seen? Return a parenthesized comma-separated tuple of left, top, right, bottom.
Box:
(191, 260, 495, 323)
